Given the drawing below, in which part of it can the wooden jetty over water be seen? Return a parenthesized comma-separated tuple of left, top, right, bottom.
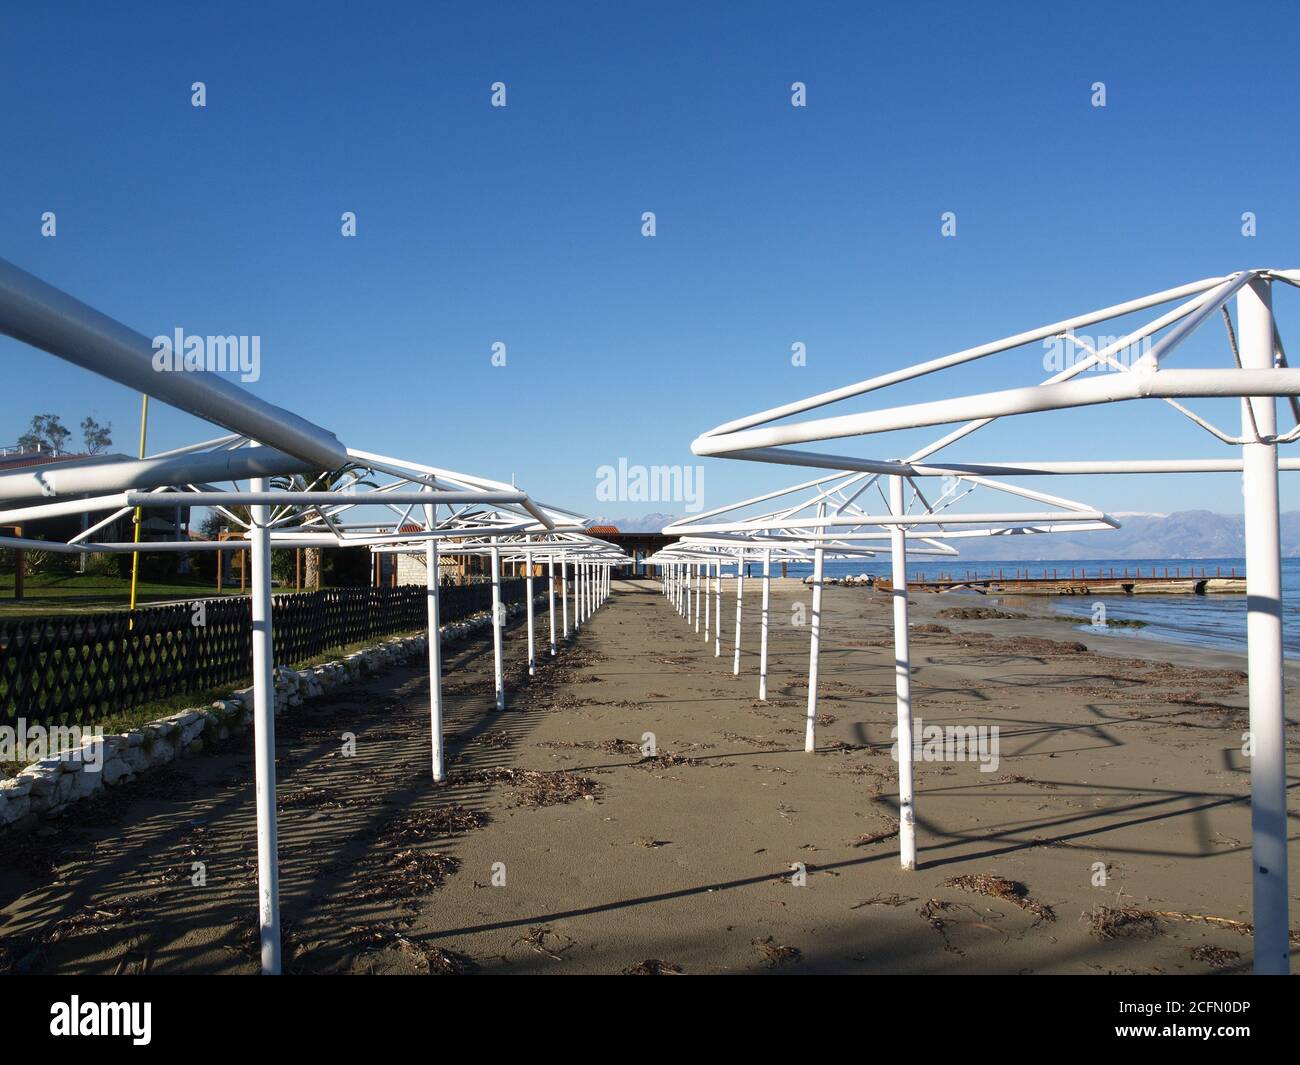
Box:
(878, 564, 1247, 596)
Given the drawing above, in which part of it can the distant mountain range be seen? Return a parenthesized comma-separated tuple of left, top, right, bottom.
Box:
(593, 509, 1300, 561)
(966, 509, 1300, 561)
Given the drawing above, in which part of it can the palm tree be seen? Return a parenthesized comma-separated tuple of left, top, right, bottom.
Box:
(280, 465, 374, 590)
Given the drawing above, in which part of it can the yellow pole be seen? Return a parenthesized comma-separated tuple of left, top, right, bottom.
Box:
(128, 394, 149, 628)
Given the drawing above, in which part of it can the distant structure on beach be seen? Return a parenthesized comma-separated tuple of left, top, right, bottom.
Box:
(583, 524, 676, 575)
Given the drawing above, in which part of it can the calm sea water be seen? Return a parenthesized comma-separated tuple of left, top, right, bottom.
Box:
(765, 556, 1300, 659)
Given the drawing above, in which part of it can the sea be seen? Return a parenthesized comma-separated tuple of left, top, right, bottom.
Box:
(763, 556, 1300, 659)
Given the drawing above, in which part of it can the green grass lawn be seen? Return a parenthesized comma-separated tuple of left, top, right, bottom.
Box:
(0, 572, 245, 618)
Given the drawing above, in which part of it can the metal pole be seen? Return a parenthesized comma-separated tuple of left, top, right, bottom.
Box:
(1239, 277, 1289, 974)
(490, 544, 504, 710)
(694, 563, 701, 632)
(890, 474, 917, 870)
(561, 560, 569, 638)
(759, 549, 771, 700)
(249, 466, 280, 974)
(423, 499, 444, 782)
(712, 566, 722, 657)
(525, 544, 536, 677)
(127, 394, 149, 629)
(548, 555, 557, 656)
(733, 554, 744, 675)
(804, 544, 823, 752)
(703, 559, 711, 642)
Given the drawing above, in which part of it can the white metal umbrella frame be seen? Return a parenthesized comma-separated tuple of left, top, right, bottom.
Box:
(652, 466, 1116, 873)
(690, 268, 1300, 975)
(0, 257, 609, 974)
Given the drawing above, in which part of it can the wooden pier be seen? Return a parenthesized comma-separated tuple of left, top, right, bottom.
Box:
(877, 565, 1246, 596)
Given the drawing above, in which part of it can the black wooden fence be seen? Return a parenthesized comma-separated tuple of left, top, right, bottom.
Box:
(0, 579, 535, 726)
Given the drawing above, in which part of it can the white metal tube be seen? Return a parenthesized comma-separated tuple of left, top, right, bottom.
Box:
(714, 561, 722, 657)
(127, 490, 527, 507)
(249, 469, 281, 974)
(548, 555, 557, 655)
(694, 563, 701, 632)
(804, 545, 823, 752)
(424, 502, 444, 783)
(1239, 278, 1289, 974)
(490, 545, 505, 711)
(800, 546, 821, 754)
(733, 556, 744, 675)
(696, 274, 1230, 442)
(759, 550, 771, 700)
(695, 367, 1300, 454)
(703, 560, 711, 642)
(561, 561, 570, 638)
(0, 446, 314, 505)
(0, 257, 349, 469)
(890, 474, 917, 870)
(525, 546, 536, 677)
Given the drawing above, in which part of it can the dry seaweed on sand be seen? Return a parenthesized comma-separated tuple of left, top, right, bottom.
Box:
(752, 936, 801, 967)
(547, 694, 598, 712)
(536, 737, 642, 756)
(851, 893, 916, 909)
(1190, 944, 1241, 967)
(623, 958, 683, 975)
(390, 935, 471, 974)
(1086, 905, 1164, 940)
(338, 922, 470, 973)
(997, 773, 1059, 790)
(41, 896, 160, 943)
(1144, 908, 1299, 943)
(1086, 904, 1299, 943)
(423, 946, 473, 974)
(354, 849, 460, 902)
(849, 824, 900, 848)
(719, 731, 783, 749)
(513, 925, 576, 961)
(943, 874, 1055, 924)
(637, 750, 728, 770)
(466, 766, 602, 807)
(917, 899, 969, 955)
(377, 804, 488, 845)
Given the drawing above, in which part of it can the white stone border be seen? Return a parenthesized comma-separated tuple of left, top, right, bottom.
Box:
(0, 601, 528, 830)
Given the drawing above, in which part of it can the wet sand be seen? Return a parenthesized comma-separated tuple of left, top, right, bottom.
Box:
(1, 577, 1296, 974)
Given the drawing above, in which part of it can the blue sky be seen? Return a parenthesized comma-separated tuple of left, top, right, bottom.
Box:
(2, 0, 1298, 523)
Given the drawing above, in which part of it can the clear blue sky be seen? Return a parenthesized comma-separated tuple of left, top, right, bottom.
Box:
(2, 0, 1298, 521)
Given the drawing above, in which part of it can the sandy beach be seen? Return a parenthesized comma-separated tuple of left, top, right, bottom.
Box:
(1, 577, 1296, 975)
